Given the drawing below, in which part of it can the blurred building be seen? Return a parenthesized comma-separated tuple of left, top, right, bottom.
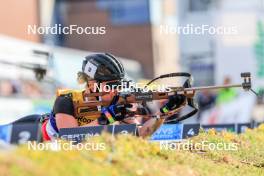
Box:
(179, 0, 262, 123)
(0, 0, 182, 79)
(0, 0, 40, 42)
(178, 0, 264, 89)
(46, 0, 154, 78)
(52, 0, 182, 79)
(36, 0, 182, 79)
(150, 0, 181, 77)
(1, 0, 263, 88)
(178, 0, 216, 86)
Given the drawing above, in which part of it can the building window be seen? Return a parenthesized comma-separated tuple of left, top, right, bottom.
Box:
(189, 0, 212, 12)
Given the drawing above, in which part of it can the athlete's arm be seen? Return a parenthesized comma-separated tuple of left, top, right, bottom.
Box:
(54, 96, 101, 129)
(118, 104, 165, 138)
(137, 117, 165, 138)
(55, 113, 78, 129)
(53, 96, 78, 129)
(136, 96, 187, 138)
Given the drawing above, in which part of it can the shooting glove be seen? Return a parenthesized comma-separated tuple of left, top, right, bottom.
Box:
(160, 94, 186, 113)
(98, 104, 133, 125)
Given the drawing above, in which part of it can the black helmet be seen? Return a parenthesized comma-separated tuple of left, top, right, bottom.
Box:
(82, 53, 125, 82)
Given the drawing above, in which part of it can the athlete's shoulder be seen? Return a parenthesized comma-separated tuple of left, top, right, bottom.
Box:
(56, 89, 84, 102)
(53, 95, 74, 116)
(56, 89, 83, 97)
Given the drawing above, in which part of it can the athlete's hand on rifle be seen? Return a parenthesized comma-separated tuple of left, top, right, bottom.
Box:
(98, 104, 133, 125)
(160, 94, 187, 113)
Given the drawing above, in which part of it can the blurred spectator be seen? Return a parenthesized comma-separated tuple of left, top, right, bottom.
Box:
(216, 77, 237, 105)
(0, 78, 54, 99)
(197, 90, 216, 119)
(252, 89, 264, 122)
(0, 80, 17, 97)
(21, 81, 42, 98)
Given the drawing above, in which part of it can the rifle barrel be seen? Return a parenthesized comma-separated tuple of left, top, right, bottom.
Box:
(183, 84, 242, 91)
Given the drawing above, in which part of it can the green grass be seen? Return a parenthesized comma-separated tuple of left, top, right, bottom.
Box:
(1, 125, 264, 176)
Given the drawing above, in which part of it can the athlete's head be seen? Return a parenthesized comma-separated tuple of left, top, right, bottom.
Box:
(78, 53, 125, 92)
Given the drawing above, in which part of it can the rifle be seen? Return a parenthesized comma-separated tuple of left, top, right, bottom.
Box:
(74, 72, 256, 123)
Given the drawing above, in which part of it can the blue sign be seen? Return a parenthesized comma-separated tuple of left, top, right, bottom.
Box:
(150, 124, 183, 141)
(0, 124, 12, 143)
